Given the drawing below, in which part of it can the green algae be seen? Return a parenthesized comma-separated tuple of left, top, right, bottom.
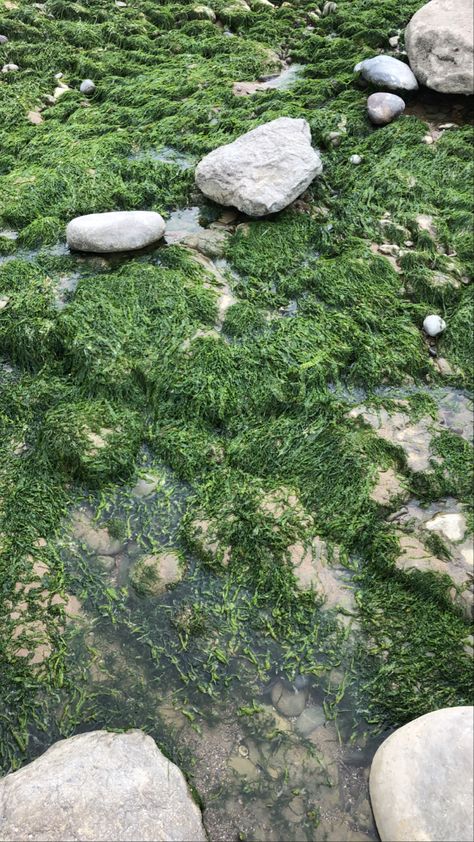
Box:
(0, 0, 473, 796)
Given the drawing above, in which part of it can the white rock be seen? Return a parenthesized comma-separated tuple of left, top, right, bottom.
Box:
(80, 78, 96, 95)
(2, 63, 19, 73)
(0, 730, 207, 841)
(66, 211, 166, 253)
(405, 0, 474, 95)
(425, 512, 467, 542)
(195, 117, 323, 217)
(370, 706, 474, 842)
(423, 314, 446, 336)
(349, 154, 362, 164)
(354, 55, 418, 90)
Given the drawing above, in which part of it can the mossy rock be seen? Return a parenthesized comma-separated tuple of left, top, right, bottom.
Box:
(129, 551, 185, 597)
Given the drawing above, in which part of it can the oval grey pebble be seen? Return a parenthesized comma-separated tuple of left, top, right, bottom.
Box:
(80, 78, 96, 95)
(367, 92, 405, 125)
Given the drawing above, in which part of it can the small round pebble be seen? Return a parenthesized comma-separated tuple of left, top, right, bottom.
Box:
(423, 314, 446, 337)
(80, 79, 96, 95)
(0, 35, 8, 45)
(367, 92, 405, 126)
(350, 154, 362, 165)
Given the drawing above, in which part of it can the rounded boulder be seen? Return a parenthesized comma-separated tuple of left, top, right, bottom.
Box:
(405, 0, 474, 94)
(0, 730, 207, 841)
(369, 706, 474, 842)
(66, 211, 166, 253)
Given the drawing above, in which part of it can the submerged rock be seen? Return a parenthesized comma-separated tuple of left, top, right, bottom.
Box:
(79, 78, 96, 95)
(195, 117, 323, 217)
(370, 706, 474, 841)
(0, 730, 207, 841)
(66, 211, 166, 253)
(423, 314, 446, 336)
(354, 55, 418, 91)
(294, 705, 325, 736)
(130, 550, 183, 596)
(271, 679, 308, 717)
(367, 92, 405, 125)
(72, 511, 123, 556)
(405, 0, 474, 95)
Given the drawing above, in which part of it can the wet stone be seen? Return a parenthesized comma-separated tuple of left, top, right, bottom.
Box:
(294, 705, 325, 737)
(72, 511, 123, 556)
(367, 92, 406, 125)
(354, 55, 418, 91)
(130, 550, 183, 596)
(271, 679, 308, 717)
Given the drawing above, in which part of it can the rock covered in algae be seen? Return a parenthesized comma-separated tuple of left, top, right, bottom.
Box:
(130, 550, 184, 596)
(66, 211, 166, 253)
(0, 730, 207, 841)
(405, 0, 474, 95)
(195, 117, 323, 217)
(354, 55, 418, 91)
(367, 92, 406, 125)
(369, 706, 474, 841)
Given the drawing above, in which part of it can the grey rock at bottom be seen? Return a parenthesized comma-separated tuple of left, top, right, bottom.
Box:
(405, 0, 474, 95)
(369, 706, 474, 842)
(367, 92, 406, 125)
(0, 730, 207, 842)
(195, 117, 323, 217)
(66, 210, 166, 253)
(354, 55, 418, 91)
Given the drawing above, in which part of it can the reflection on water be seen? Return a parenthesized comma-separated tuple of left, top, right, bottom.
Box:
(128, 145, 196, 169)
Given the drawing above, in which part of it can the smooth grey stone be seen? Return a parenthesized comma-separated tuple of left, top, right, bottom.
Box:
(370, 706, 474, 841)
(80, 78, 96, 95)
(354, 55, 418, 91)
(367, 92, 406, 125)
(66, 211, 166, 253)
(294, 705, 325, 736)
(0, 35, 8, 45)
(195, 117, 323, 217)
(271, 678, 308, 717)
(406, 0, 474, 94)
(0, 730, 207, 841)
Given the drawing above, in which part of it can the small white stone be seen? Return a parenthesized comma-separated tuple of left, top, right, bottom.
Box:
(423, 134, 434, 144)
(350, 154, 362, 165)
(425, 512, 466, 543)
(388, 35, 400, 47)
(0, 296, 10, 310)
(423, 314, 446, 337)
(2, 63, 19, 73)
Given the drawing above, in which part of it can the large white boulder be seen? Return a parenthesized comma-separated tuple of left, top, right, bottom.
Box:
(0, 730, 207, 841)
(370, 706, 474, 841)
(195, 117, 323, 217)
(66, 210, 166, 252)
(405, 0, 474, 94)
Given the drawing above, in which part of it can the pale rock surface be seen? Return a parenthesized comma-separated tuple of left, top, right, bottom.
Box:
(405, 0, 474, 94)
(370, 706, 474, 842)
(0, 730, 207, 841)
(195, 117, 323, 216)
(423, 314, 446, 336)
(66, 211, 166, 253)
(354, 55, 418, 90)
